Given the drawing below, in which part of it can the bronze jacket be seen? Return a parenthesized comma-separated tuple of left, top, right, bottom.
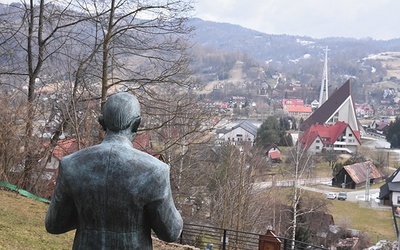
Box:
(45, 135, 183, 250)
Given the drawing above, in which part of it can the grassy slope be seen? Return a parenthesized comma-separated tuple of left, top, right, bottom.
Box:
(0, 188, 396, 248)
(328, 199, 396, 243)
(0, 190, 194, 250)
(0, 190, 74, 250)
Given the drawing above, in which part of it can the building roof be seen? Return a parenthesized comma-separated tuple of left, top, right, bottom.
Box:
(133, 133, 152, 151)
(300, 79, 354, 131)
(388, 182, 400, 192)
(376, 122, 389, 131)
(50, 138, 80, 160)
(283, 98, 304, 106)
(342, 161, 384, 184)
(299, 121, 360, 149)
(232, 120, 258, 136)
(379, 168, 400, 199)
(269, 151, 281, 160)
(286, 105, 312, 113)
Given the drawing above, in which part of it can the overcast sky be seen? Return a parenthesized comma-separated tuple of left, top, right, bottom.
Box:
(195, 0, 400, 40)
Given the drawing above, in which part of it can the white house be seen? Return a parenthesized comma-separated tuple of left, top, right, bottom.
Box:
(220, 120, 258, 146)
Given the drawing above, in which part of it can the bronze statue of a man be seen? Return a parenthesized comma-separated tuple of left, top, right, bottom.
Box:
(45, 92, 183, 249)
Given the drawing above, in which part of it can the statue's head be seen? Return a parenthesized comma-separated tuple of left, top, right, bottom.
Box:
(98, 92, 141, 138)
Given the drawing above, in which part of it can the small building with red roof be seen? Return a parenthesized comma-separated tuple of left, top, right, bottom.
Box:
(264, 144, 282, 162)
(284, 105, 312, 118)
(282, 98, 312, 119)
(299, 121, 361, 154)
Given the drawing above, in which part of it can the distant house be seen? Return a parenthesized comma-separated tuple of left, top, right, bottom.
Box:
(220, 120, 258, 146)
(376, 122, 390, 135)
(282, 98, 312, 119)
(283, 105, 312, 119)
(298, 121, 361, 154)
(332, 161, 384, 189)
(282, 98, 304, 106)
(264, 144, 282, 162)
(379, 168, 400, 206)
(44, 138, 81, 180)
(355, 103, 374, 118)
(311, 99, 319, 110)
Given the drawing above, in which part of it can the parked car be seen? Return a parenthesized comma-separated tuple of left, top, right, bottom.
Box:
(327, 192, 336, 199)
(338, 192, 347, 200)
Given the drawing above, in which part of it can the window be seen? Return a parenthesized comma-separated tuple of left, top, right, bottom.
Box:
(316, 140, 320, 143)
(348, 133, 353, 137)
(316, 146, 320, 150)
(397, 196, 400, 204)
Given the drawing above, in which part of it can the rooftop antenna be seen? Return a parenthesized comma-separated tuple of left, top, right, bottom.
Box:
(318, 46, 329, 107)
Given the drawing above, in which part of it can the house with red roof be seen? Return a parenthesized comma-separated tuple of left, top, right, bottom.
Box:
(44, 138, 81, 180)
(264, 144, 282, 162)
(282, 98, 312, 119)
(299, 121, 361, 154)
(283, 105, 312, 119)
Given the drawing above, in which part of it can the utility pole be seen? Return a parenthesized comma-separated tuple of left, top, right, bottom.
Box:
(365, 162, 371, 202)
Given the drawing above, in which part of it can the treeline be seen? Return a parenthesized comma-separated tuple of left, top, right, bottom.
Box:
(386, 117, 400, 148)
(255, 116, 294, 147)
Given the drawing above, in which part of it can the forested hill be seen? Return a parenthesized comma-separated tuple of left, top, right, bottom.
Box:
(188, 18, 400, 64)
(187, 18, 400, 100)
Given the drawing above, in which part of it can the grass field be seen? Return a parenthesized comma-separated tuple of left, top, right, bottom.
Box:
(328, 199, 396, 243)
(0, 189, 74, 250)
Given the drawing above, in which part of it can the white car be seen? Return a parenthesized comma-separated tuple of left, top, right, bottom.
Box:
(327, 192, 336, 199)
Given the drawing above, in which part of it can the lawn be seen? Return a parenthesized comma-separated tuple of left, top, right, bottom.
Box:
(328, 199, 396, 243)
(0, 189, 75, 249)
(0, 189, 193, 250)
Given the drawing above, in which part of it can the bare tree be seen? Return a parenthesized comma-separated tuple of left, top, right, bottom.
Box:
(0, 0, 97, 190)
(206, 144, 270, 247)
(0, 92, 26, 183)
(0, 0, 195, 193)
(285, 143, 326, 249)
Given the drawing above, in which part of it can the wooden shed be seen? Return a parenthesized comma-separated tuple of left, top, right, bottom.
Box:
(258, 230, 281, 250)
(332, 161, 384, 189)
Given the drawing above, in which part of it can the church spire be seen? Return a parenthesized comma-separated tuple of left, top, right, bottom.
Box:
(318, 46, 329, 108)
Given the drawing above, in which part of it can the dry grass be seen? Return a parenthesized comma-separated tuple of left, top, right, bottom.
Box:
(0, 189, 197, 250)
(0, 189, 74, 250)
(328, 199, 396, 243)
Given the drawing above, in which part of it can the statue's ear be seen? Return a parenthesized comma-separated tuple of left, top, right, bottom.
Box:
(98, 115, 107, 131)
(131, 117, 141, 133)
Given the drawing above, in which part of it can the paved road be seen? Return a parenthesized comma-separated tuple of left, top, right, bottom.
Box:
(254, 180, 391, 210)
(298, 186, 390, 210)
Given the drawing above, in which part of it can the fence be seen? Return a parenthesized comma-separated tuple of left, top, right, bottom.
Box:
(179, 223, 328, 250)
